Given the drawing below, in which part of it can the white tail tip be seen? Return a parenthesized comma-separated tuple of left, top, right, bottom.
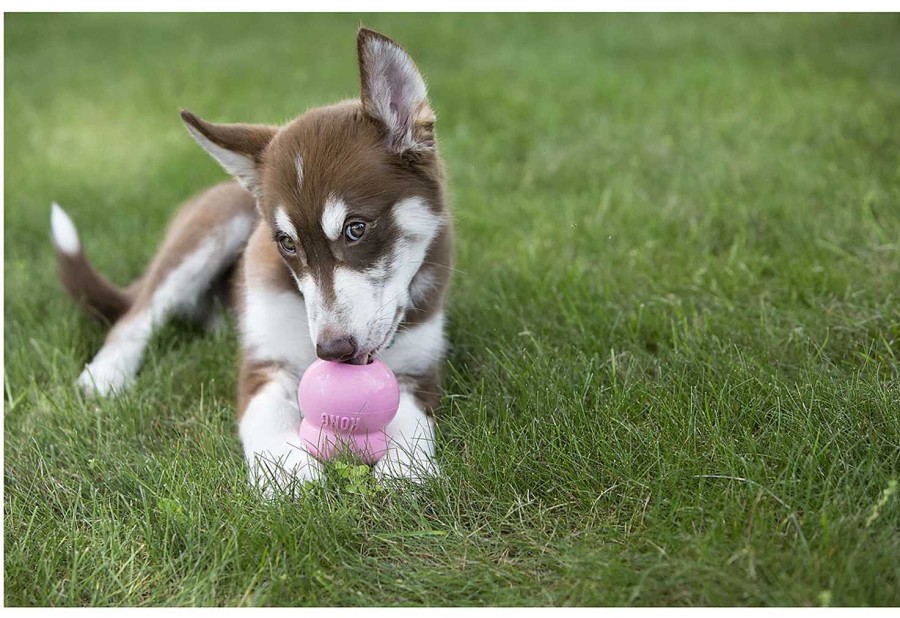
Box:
(50, 202, 81, 255)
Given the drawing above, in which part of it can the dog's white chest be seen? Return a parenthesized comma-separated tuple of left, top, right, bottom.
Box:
(240, 284, 317, 372)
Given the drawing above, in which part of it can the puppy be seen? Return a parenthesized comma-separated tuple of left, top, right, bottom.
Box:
(51, 28, 452, 493)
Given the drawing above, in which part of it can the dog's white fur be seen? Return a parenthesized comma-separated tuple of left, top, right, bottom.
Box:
(374, 390, 439, 481)
(294, 155, 304, 190)
(379, 311, 446, 376)
(50, 203, 81, 256)
(239, 370, 324, 495)
(241, 285, 316, 366)
(274, 207, 299, 241)
(320, 195, 348, 241)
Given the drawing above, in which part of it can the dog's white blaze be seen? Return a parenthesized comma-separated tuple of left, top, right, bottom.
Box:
(373, 389, 438, 483)
(274, 207, 298, 240)
(295, 155, 304, 191)
(184, 123, 258, 191)
(50, 203, 81, 255)
(331, 267, 386, 348)
(301, 265, 397, 352)
(78, 215, 254, 396)
(239, 371, 323, 494)
(241, 285, 316, 367)
(321, 195, 348, 241)
(296, 274, 326, 345)
(380, 311, 446, 376)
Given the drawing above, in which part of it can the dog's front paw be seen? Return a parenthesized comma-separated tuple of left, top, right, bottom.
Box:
(247, 439, 323, 498)
(374, 446, 440, 485)
(77, 361, 133, 397)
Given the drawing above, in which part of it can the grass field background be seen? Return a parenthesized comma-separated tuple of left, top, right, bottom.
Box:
(4, 13, 900, 606)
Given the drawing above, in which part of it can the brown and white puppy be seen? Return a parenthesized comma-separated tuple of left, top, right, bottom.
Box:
(50, 28, 453, 493)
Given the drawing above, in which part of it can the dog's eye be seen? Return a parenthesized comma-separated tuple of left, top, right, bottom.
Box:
(277, 235, 297, 255)
(344, 221, 366, 242)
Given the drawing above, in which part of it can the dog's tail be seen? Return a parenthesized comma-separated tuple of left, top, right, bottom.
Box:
(50, 203, 136, 323)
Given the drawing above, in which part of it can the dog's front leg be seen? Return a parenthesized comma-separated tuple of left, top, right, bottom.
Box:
(238, 367, 322, 497)
(374, 390, 439, 483)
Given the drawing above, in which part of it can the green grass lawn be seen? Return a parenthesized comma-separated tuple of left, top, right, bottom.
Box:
(4, 13, 900, 606)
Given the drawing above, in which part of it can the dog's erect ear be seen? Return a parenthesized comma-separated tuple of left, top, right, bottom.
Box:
(357, 28, 435, 157)
(181, 110, 277, 197)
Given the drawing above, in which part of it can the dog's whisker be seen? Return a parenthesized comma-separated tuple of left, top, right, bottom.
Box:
(419, 260, 467, 275)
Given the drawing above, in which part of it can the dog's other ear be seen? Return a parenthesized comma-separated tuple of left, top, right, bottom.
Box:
(181, 110, 277, 197)
(357, 28, 435, 158)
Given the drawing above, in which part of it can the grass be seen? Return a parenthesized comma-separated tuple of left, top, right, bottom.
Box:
(4, 13, 900, 607)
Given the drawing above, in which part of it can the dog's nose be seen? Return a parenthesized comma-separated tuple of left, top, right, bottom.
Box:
(316, 336, 358, 363)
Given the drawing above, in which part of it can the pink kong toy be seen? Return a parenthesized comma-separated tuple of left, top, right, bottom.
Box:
(297, 359, 400, 464)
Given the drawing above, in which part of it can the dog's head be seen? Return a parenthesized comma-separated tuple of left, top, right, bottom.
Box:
(182, 28, 446, 365)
